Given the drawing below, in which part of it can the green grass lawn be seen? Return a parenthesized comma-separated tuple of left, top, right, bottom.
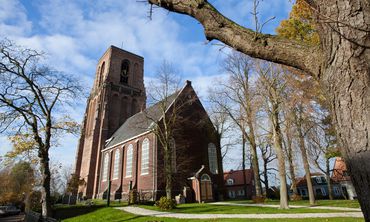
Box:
(61, 207, 364, 222)
(226, 199, 360, 208)
(139, 202, 357, 214)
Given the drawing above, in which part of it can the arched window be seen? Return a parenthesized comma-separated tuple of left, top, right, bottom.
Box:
(141, 138, 150, 175)
(227, 178, 234, 185)
(201, 174, 211, 181)
(120, 60, 129, 84)
(125, 144, 133, 177)
(208, 143, 218, 174)
(102, 153, 109, 181)
(112, 150, 120, 179)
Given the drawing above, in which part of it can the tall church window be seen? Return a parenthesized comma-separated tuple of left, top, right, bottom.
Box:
(125, 144, 133, 177)
(112, 150, 120, 180)
(102, 153, 109, 181)
(208, 143, 218, 174)
(141, 138, 150, 175)
(120, 60, 129, 84)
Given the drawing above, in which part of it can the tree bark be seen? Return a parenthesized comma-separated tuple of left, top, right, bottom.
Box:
(271, 103, 289, 209)
(316, 0, 370, 219)
(39, 150, 52, 218)
(286, 134, 298, 197)
(246, 117, 263, 198)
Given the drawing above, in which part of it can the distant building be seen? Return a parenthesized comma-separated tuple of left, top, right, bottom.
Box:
(332, 157, 357, 200)
(223, 169, 255, 199)
(295, 173, 342, 199)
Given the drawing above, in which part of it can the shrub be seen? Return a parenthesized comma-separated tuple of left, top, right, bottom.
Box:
(155, 197, 176, 210)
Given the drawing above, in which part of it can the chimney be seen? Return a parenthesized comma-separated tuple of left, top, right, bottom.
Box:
(186, 80, 192, 86)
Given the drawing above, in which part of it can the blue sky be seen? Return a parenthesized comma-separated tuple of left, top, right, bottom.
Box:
(0, 0, 293, 171)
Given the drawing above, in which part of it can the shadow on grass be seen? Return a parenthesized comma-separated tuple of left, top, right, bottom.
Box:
(53, 205, 105, 220)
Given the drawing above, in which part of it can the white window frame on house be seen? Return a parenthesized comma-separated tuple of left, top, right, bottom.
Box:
(208, 143, 218, 174)
(226, 178, 234, 185)
(334, 186, 341, 195)
(102, 153, 109, 182)
(112, 149, 120, 180)
(316, 177, 322, 184)
(228, 190, 236, 198)
(237, 189, 245, 196)
(125, 144, 133, 178)
(321, 187, 327, 196)
(141, 138, 150, 175)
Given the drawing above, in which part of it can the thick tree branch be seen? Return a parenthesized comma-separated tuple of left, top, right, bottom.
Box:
(148, 0, 321, 76)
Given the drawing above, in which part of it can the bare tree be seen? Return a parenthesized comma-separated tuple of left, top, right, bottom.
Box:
(146, 1, 370, 218)
(0, 39, 83, 217)
(290, 103, 315, 205)
(281, 108, 299, 198)
(145, 60, 184, 199)
(256, 61, 289, 209)
(211, 51, 263, 199)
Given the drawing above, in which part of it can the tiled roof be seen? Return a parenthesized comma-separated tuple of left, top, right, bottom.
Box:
(104, 91, 180, 148)
(223, 169, 254, 186)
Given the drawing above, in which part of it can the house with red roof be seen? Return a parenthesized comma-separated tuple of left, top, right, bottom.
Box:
(223, 169, 255, 199)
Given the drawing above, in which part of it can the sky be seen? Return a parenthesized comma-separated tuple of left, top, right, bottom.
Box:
(0, 0, 293, 172)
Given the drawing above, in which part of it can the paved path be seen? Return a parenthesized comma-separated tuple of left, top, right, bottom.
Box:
(210, 202, 362, 212)
(118, 206, 364, 219)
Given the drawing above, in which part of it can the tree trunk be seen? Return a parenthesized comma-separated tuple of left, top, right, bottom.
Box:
(295, 112, 315, 205)
(316, 1, 370, 219)
(249, 138, 262, 198)
(165, 147, 172, 199)
(286, 131, 298, 197)
(326, 158, 333, 200)
(246, 113, 263, 198)
(242, 132, 248, 199)
(271, 104, 289, 209)
(39, 150, 52, 218)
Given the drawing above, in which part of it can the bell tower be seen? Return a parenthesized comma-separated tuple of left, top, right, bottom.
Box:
(74, 46, 146, 198)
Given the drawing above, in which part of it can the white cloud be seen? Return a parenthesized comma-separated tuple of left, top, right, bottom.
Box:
(0, 0, 32, 37)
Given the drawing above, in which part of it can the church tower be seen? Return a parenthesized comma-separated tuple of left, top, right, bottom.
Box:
(74, 46, 146, 198)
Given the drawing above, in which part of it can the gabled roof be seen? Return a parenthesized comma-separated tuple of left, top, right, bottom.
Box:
(104, 81, 190, 149)
(223, 169, 254, 186)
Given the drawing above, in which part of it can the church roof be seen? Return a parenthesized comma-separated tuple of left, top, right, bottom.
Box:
(104, 84, 186, 149)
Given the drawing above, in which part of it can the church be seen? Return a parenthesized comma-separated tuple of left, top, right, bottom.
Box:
(74, 46, 225, 202)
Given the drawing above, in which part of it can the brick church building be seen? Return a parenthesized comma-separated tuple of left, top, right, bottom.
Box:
(74, 46, 225, 202)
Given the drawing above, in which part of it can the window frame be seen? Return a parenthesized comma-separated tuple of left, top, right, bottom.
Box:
(125, 144, 133, 178)
(141, 138, 150, 175)
(102, 153, 109, 182)
(208, 143, 218, 174)
(112, 149, 120, 180)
